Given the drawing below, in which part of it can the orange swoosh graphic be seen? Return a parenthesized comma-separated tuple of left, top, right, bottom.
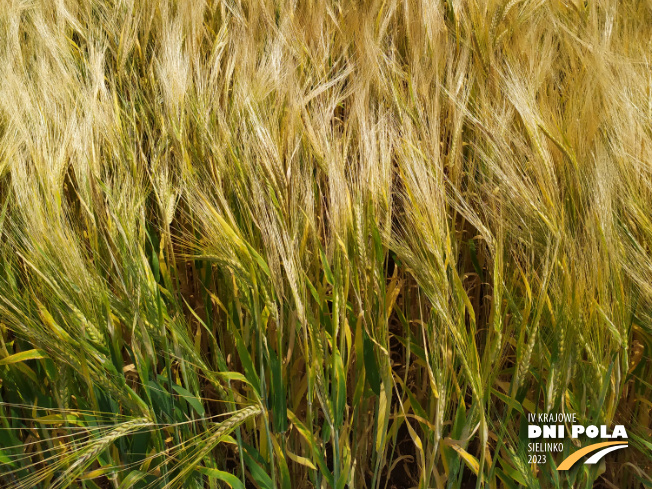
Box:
(557, 441, 628, 471)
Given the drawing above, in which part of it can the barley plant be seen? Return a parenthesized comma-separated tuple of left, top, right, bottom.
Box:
(0, 0, 651, 488)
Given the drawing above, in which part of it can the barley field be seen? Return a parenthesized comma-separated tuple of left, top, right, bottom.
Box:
(0, 1, 651, 488)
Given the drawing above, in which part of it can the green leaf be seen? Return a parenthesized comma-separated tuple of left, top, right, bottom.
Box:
(498, 457, 528, 486)
(333, 349, 346, 429)
(494, 467, 519, 489)
(0, 195, 9, 233)
(197, 467, 245, 489)
(451, 398, 466, 439)
(491, 388, 525, 416)
(172, 384, 205, 417)
(0, 349, 48, 366)
(305, 274, 321, 304)
(243, 447, 274, 489)
(232, 328, 261, 396)
(118, 470, 147, 489)
(287, 410, 334, 486)
(363, 331, 380, 396)
(218, 371, 253, 385)
(0, 450, 14, 466)
(467, 239, 483, 281)
(319, 247, 334, 285)
(269, 347, 287, 432)
(245, 243, 271, 278)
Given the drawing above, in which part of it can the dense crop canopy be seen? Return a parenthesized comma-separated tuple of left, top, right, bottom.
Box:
(0, 1, 651, 488)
